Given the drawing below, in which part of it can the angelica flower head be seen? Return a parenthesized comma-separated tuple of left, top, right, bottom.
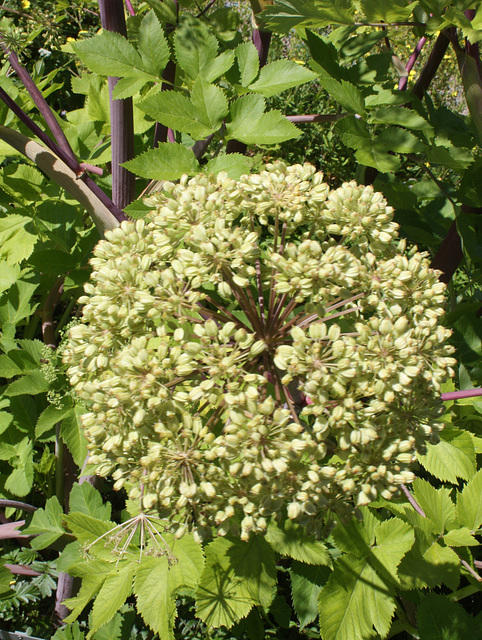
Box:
(63, 162, 456, 541)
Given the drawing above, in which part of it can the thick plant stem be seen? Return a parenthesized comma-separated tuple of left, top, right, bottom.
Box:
(411, 29, 452, 100)
(98, 0, 135, 210)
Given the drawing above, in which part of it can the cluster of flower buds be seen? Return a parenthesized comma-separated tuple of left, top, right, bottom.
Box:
(63, 162, 456, 541)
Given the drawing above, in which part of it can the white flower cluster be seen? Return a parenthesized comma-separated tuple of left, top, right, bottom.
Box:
(63, 162, 456, 540)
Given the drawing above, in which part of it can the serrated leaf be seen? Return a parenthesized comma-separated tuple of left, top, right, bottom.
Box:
(167, 533, 205, 588)
(457, 468, 482, 531)
(318, 555, 395, 640)
(291, 561, 331, 629)
(236, 41, 259, 86)
(64, 512, 115, 546)
(371, 106, 432, 132)
(412, 478, 458, 533)
(257, 0, 355, 32)
(376, 127, 425, 153)
(134, 556, 178, 640)
(63, 565, 110, 623)
(5, 370, 49, 397)
(138, 90, 208, 138)
(61, 404, 88, 467)
(89, 564, 134, 637)
(0, 214, 37, 265)
(204, 49, 235, 82)
(248, 60, 317, 97)
(144, 0, 178, 25)
(4, 436, 34, 497)
(371, 517, 415, 581)
(320, 77, 366, 115)
(0, 263, 20, 295)
(191, 78, 229, 132)
(196, 536, 276, 628)
(417, 428, 476, 483)
(22, 496, 64, 549)
(36, 401, 74, 438)
(174, 15, 219, 80)
(72, 31, 153, 80)
(226, 94, 301, 145)
(356, 140, 402, 172)
(427, 144, 475, 171)
(112, 77, 147, 100)
(266, 520, 331, 566)
(360, 0, 417, 22)
(122, 144, 200, 180)
(443, 527, 479, 547)
(69, 482, 112, 521)
(137, 10, 170, 77)
(205, 154, 252, 179)
(417, 593, 474, 639)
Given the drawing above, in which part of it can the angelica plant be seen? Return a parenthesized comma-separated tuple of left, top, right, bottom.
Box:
(63, 162, 456, 541)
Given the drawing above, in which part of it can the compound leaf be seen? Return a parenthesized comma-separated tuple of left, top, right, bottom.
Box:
(22, 495, 64, 550)
(122, 144, 200, 180)
(89, 564, 134, 637)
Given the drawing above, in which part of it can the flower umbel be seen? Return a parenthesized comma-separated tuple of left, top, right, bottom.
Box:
(63, 162, 456, 540)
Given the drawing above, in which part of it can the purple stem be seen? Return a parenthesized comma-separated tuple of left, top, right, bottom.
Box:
(411, 29, 452, 100)
(99, 0, 135, 211)
(0, 500, 37, 512)
(124, 0, 135, 15)
(399, 36, 426, 91)
(441, 388, 482, 402)
(0, 44, 79, 167)
(400, 484, 426, 517)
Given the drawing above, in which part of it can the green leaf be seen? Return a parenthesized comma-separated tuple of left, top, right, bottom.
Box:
(64, 512, 115, 546)
(397, 534, 460, 591)
(318, 555, 395, 640)
(370, 517, 415, 581)
(457, 468, 482, 532)
(376, 127, 426, 154)
(112, 77, 147, 100)
(360, 0, 418, 22)
(191, 79, 229, 132)
(63, 562, 111, 623)
(0, 263, 20, 296)
(89, 564, 134, 637)
(356, 140, 402, 172)
(0, 163, 45, 204)
(36, 401, 74, 438)
(427, 144, 475, 171)
(144, 0, 178, 25)
(236, 41, 259, 87)
(320, 78, 366, 115)
(167, 533, 205, 588)
(443, 527, 479, 547)
(5, 370, 49, 397)
(412, 478, 458, 533)
(417, 427, 476, 483)
(122, 144, 200, 180)
(205, 154, 252, 179)
(134, 556, 178, 640)
(258, 0, 355, 32)
(370, 106, 432, 132)
(291, 561, 331, 629)
(248, 60, 317, 97)
(22, 496, 64, 550)
(339, 31, 385, 64)
(417, 593, 474, 640)
(226, 94, 301, 145)
(72, 31, 153, 80)
(137, 10, 170, 77)
(266, 520, 332, 565)
(69, 482, 112, 521)
(61, 404, 88, 467)
(0, 214, 37, 265)
(196, 536, 276, 628)
(0, 280, 38, 326)
(174, 15, 219, 80)
(4, 436, 34, 497)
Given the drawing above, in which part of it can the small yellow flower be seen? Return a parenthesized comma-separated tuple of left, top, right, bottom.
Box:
(21, 0, 30, 8)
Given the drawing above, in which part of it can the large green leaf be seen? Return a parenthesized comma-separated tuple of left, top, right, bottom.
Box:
(134, 556, 179, 640)
(457, 468, 482, 532)
(417, 593, 474, 640)
(136, 10, 170, 78)
(318, 555, 395, 640)
(360, 0, 418, 22)
(0, 214, 37, 265)
(174, 15, 219, 80)
(22, 495, 64, 549)
(63, 561, 112, 623)
(266, 520, 332, 565)
(320, 77, 366, 115)
(412, 479, 458, 534)
(4, 436, 34, 497)
(61, 404, 88, 468)
(370, 106, 433, 132)
(69, 482, 112, 521)
(191, 79, 229, 132)
(291, 561, 331, 629)
(196, 536, 276, 628)
(417, 427, 476, 483)
(122, 144, 200, 180)
(236, 41, 259, 87)
(258, 0, 355, 32)
(5, 370, 49, 397)
(247, 60, 317, 97)
(226, 94, 301, 145)
(205, 154, 252, 179)
(89, 565, 134, 637)
(398, 535, 460, 591)
(36, 401, 74, 438)
(72, 31, 153, 81)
